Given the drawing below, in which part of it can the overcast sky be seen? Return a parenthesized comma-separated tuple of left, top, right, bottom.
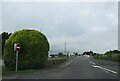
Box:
(2, 2, 118, 54)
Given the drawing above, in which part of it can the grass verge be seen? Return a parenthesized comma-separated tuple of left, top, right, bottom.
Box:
(2, 57, 67, 76)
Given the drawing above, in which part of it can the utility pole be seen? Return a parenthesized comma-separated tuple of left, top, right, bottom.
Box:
(65, 42, 66, 55)
(41, 28, 42, 32)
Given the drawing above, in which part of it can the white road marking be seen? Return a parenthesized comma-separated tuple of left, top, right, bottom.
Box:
(89, 61, 95, 65)
(89, 61, 117, 74)
(92, 65, 110, 73)
(102, 67, 117, 74)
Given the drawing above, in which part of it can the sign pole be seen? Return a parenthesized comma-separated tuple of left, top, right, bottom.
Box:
(16, 51, 18, 72)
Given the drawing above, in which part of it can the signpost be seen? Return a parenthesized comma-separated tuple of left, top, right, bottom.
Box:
(14, 43, 20, 72)
(16, 50, 18, 72)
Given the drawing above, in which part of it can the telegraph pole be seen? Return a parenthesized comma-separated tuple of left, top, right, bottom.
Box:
(41, 28, 42, 32)
(65, 42, 66, 55)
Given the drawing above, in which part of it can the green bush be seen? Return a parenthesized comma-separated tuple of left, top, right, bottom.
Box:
(118, 54, 120, 62)
(58, 53, 64, 57)
(94, 53, 119, 62)
(3, 29, 49, 71)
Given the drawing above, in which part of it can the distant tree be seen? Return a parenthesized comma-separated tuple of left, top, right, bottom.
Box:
(105, 50, 120, 55)
(92, 53, 97, 56)
(85, 51, 90, 55)
(2, 32, 12, 55)
(113, 50, 120, 53)
(78, 54, 81, 56)
(55, 54, 58, 56)
(58, 52, 65, 57)
(75, 52, 78, 56)
(82, 52, 86, 55)
(82, 51, 94, 56)
(74, 52, 78, 57)
(50, 54, 56, 58)
(58, 53, 63, 56)
(89, 51, 94, 55)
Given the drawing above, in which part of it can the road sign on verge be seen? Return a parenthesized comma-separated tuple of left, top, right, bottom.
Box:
(14, 43, 20, 72)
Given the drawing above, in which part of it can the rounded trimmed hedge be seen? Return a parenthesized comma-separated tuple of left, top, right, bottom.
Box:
(3, 29, 49, 70)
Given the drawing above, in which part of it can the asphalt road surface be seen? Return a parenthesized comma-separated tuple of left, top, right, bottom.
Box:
(3, 56, 119, 79)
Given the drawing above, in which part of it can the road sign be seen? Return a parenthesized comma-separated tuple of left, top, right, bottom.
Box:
(14, 43, 20, 52)
(16, 43, 20, 52)
(14, 44, 17, 51)
(14, 43, 20, 72)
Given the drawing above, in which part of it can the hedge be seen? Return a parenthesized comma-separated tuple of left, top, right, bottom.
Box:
(3, 29, 49, 70)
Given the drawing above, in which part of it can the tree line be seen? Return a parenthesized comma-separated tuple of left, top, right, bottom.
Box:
(0, 32, 12, 55)
(83, 50, 120, 62)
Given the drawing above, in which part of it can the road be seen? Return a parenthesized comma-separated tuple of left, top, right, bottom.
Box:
(3, 56, 118, 79)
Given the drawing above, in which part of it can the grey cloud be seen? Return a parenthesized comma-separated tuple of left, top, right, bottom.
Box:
(2, 2, 118, 53)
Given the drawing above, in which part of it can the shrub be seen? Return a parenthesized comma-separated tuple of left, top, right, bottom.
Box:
(58, 53, 64, 57)
(50, 55, 56, 58)
(3, 29, 49, 71)
(111, 53, 119, 62)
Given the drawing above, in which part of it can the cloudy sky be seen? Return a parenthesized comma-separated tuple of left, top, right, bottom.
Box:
(2, 2, 118, 54)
